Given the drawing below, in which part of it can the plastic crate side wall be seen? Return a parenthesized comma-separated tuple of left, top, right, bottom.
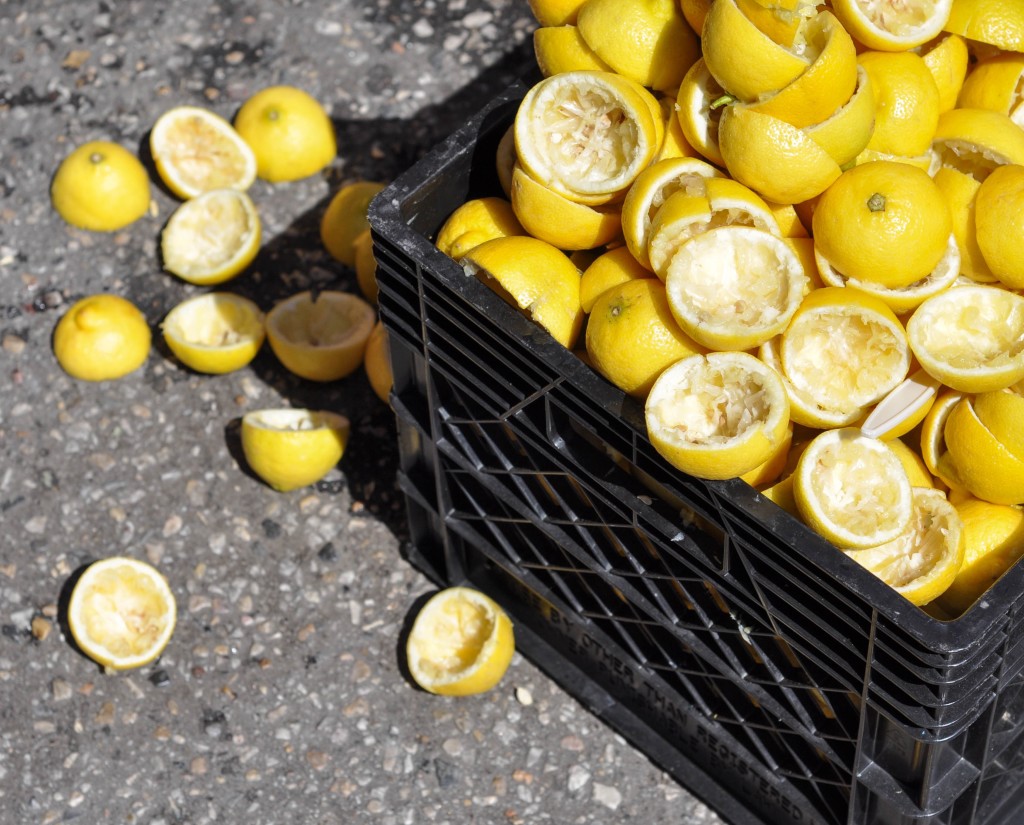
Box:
(386, 305, 1024, 825)
(411, 313, 996, 736)
(435, 382, 1010, 818)
(382, 256, 1016, 822)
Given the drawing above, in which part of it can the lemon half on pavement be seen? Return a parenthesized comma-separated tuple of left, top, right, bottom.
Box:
(68, 557, 177, 671)
(150, 105, 257, 200)
(405, 586, 515, 696)
(233, 85, 337, 183)
(265, 290, 376, 382)
(53, 294, 151, 382)
(50, 140, 151, 232)
(161, 189, 261, 286)
(241, 408, 350, 492)
(161, 292, 265, 375)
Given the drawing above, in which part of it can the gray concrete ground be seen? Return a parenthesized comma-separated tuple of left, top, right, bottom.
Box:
(0, 2, 725, 823)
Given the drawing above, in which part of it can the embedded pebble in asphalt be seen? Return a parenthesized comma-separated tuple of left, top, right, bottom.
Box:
(0, 2, 725, 823)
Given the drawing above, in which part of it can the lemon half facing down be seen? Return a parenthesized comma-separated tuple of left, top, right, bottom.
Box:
(68, 557, 177, 671)
(233, 85, 337, 183)
(241, 408, 350, 492)
(53, 294, 152, 382)
(406, 587, 515, 696)
(51, 140, 152, 232)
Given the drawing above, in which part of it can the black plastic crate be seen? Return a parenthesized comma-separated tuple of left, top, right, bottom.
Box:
(368, 81, 1024, 825)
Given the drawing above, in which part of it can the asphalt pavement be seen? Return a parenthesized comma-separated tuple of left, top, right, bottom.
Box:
(0, 2, 726, 823)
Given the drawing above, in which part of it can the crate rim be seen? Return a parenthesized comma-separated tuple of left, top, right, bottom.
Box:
(367, 79, 1024, 660)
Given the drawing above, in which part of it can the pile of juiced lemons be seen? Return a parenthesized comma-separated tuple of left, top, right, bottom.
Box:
(49, 87, 403, 672)
(50, 86, 393, 493)
(436, 0, 1024, 613)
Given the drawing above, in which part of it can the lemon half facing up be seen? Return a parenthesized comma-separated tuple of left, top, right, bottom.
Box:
(150, 105, 257, 200)
(664, 224, 807, 352)
(241, 408, 350, 492)
(844, 487, 964, 606)
(53, 294, 152, 382)
(800, 431, 918, 541)
(68, 557, 177, 671)
(777, 286, 911, 428)
(793, 427, 914, 550)
(406, 586, 515, 696)
(161, 292, 265, 375)
(645, 350, 791, 481)
(161, 189, 261, 286)
(265, 290, 376, 382)
(514, 70, 661, 205)
(907, 284, 1024, 393)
